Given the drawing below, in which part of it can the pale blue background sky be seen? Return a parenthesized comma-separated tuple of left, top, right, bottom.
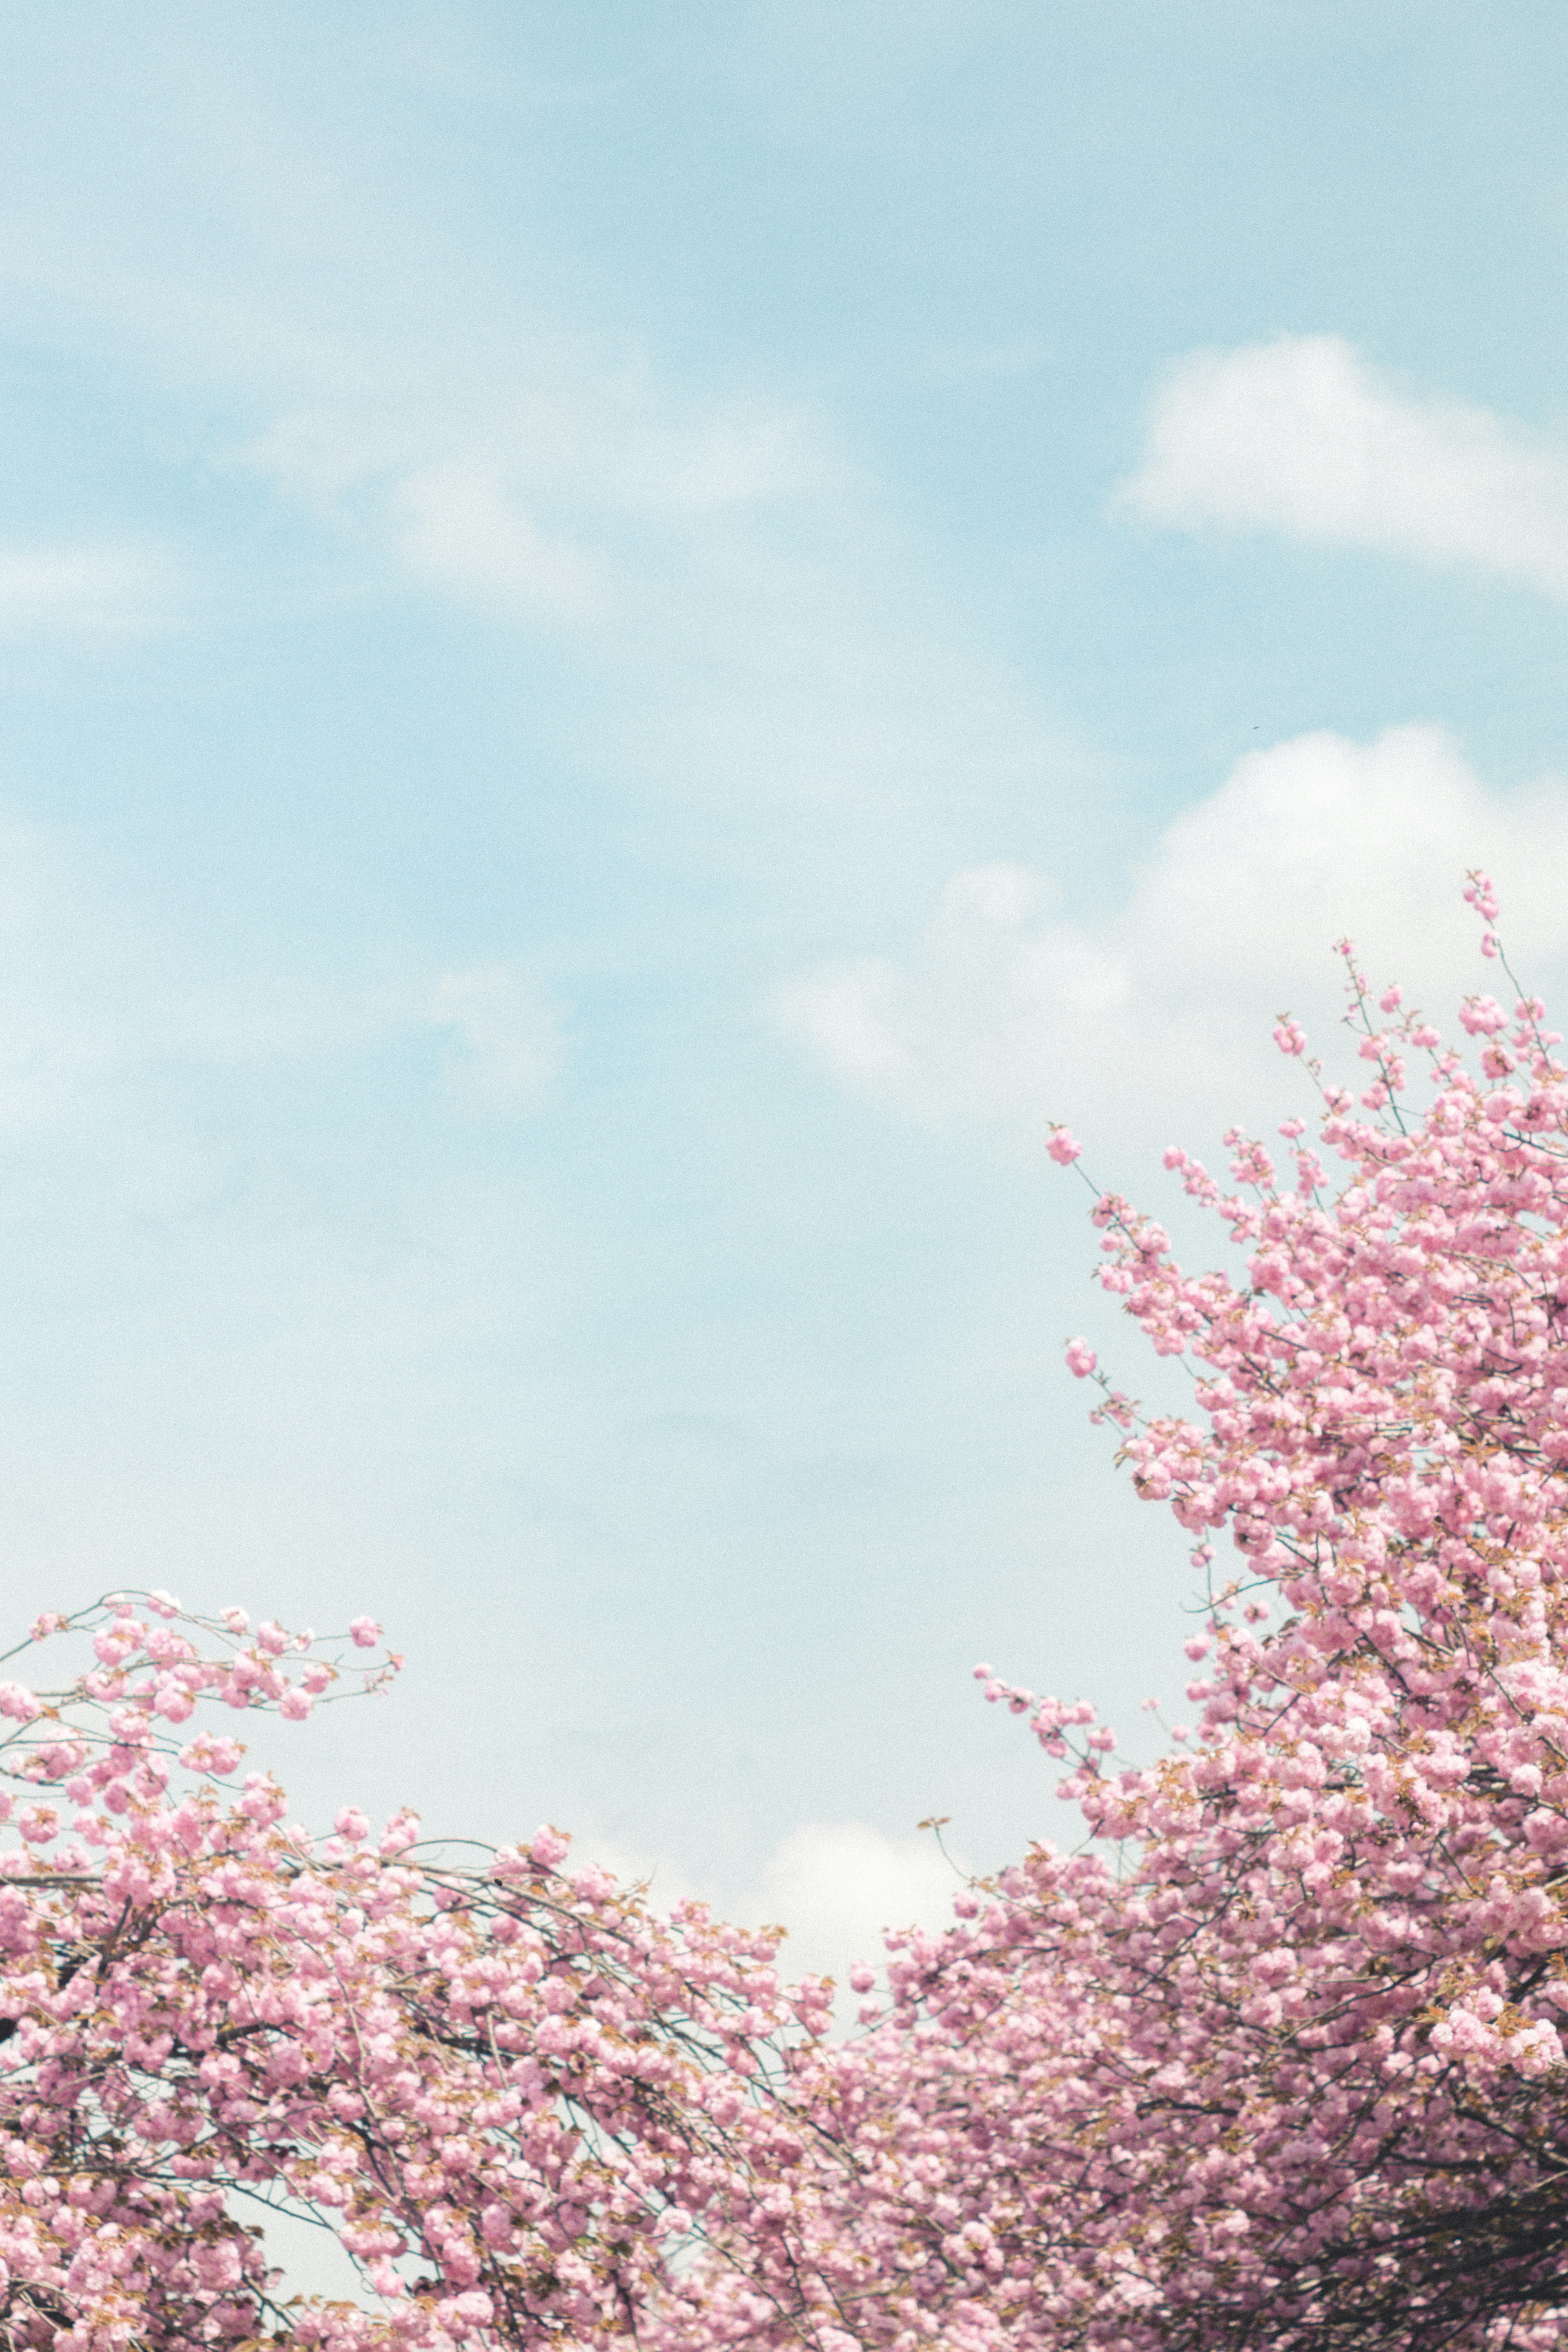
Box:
(3, 1, 1568, 1960)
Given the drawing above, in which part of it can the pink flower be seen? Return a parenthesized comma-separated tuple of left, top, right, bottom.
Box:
(1461, 993, 1508, 1036)
(348, 1615, 380, 1649)
(1046, 1125, 1083, 1165)
(1064, 1337, 1098, 1378)
(437, 2290, 494, 2334)
(379, 1807, 421, 1856)
(178, 1732, 243, 1776)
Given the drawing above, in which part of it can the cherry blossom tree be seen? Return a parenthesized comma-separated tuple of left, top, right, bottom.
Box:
(673, 873, 1568, 2352)
(0, 1598, 830, 2349)
(9, 872, 1568, 2352)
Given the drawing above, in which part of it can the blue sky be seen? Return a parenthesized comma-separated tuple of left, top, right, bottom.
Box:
(3, 0, 1568, 1973)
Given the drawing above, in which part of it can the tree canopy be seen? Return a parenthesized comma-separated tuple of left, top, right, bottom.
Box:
(6, 878, 1568, 2351)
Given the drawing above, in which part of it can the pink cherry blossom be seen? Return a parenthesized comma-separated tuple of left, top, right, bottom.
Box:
(3, 882, 1567, 2350)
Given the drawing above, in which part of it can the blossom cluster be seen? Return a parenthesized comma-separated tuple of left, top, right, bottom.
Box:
(0, 1601, 829, 2349)
(671, 879, 1568, 2351)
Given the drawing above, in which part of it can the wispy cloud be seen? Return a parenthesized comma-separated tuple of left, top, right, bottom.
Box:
(146, 957, 569, 1115)
(431, 965, 566, 1114)
(0, 996, 112, 1132)
(396, 461, 607, 621)
(0, 819, 570, 1134)
(1120, 334, 1568, 597)
(606, 401, 833, 512)
(233, 369, 1070, 832)
(775, 724, 1568, 1149)
(239, 375, 840, 626)
(0, 24, 1062, 831)
(0, 543, 177, 637)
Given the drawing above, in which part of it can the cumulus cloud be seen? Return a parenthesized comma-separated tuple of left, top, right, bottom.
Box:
(1120, 334, 1568, 597)
(774, 724, 1568, 1148)
(730, 1819, 963, 1990)
(431, 965, 565, 1113)
(582, 1816, 965, 2002)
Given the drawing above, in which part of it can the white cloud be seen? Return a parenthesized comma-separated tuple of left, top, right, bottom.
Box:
(578, 1815, 965, 2001)
(0, 827, 120, 1130)
(731, 1819, 964, 1989)
(1120, 334, 1568, 597)
(235, 407, 432, 515)
(775, 724, 1568, 1148)
(0, 35, 1053, 805)
(431, 965, 565, 1113)
(0, 996, 112, 1132)
(599, 393, 837, 513)
(240, 379, 837, 624)
(0, 822, 556, 1134)
(0, 544, 175, 636)
(396, 460, 606, 621)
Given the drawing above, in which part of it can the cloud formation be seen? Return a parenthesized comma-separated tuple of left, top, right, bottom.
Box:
(733, 1819, 962, 1989)
(431, 965, 566, 1113)
(0, 828, 570, 1135)
(0, 544, 175, 636)
(396, 460, 606, 621)
(1121, 334, 1568, 597)
(775, 724, 1568, 1149)
(242, 375, 837, 628)
(584, 1816, 964, 2003)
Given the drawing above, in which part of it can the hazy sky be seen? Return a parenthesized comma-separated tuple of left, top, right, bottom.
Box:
(3, 0, 1568, 1977)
